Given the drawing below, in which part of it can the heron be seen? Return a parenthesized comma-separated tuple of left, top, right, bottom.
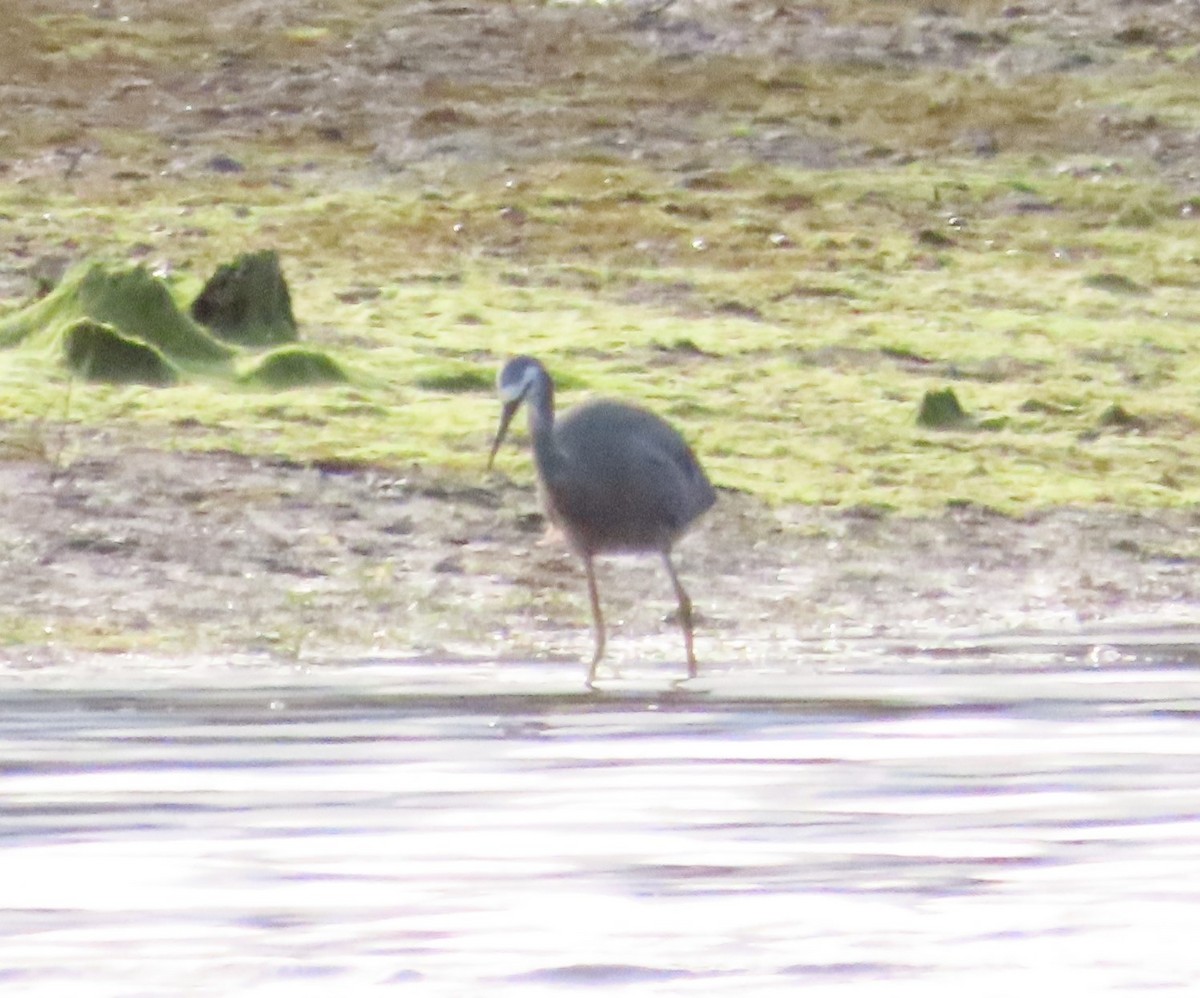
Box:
(487, 355, 716, 685)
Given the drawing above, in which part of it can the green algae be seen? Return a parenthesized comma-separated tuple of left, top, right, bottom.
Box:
(0, 262, 232, 367)
(917, 388, 970, 429)
(3, 1, 1200, 512)
(0, 256, 350, 391)
(63, 319, 178, 386)
(5, 163, 1198, 512)
(241, 347, 348, 389)
(191, 250, 299, 348)
(415, 365, 494, 393)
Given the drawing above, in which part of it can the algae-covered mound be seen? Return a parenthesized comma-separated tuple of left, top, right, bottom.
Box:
(0, 255, 348, 390)
(414, 364, 493, 393)
(0, 261, 233, 367)
(190, 250, 298, 347)
(63, 319, 178, 386)
(917, 387, 970, 429)
(241, 346, 348, 389)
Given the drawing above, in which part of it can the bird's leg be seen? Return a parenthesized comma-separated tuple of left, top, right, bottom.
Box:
(583, 554, 607, 687)
(662, 552, 697, 679)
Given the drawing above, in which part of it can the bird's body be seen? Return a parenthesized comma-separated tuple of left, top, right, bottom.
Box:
(488, 356, 715, 686)
(541, 400, 715, 555)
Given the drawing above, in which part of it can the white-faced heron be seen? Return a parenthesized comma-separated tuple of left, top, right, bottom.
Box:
(487, 355, 716, 685)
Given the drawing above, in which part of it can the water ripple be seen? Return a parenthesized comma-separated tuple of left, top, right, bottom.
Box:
(1, 642, 1199, 995)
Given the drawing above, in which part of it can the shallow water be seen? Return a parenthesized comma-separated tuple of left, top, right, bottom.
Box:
(2, 631, 1200, 996)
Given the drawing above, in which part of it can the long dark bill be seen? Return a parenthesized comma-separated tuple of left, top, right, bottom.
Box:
(487, 399, 521, 470)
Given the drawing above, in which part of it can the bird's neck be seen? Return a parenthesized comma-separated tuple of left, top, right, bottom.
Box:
(526, 390, 568, 479)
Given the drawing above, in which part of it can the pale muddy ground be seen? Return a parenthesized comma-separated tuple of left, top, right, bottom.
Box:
(1, 431, 1198, 674)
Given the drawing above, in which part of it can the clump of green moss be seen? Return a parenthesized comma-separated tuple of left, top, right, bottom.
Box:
(63, 319, 178, 386)
(241, 346, 348, 389)
(1113, 201, 1158, 229)
(917, 387, 970, 428)
(0, 256, 357, 394)
(190, 250, 298, 347)
(415, 366, 493, 392)
(1096, 402, 1145, 432)
(1084, 272, 1148, 295)
(0, 261, 232, 365)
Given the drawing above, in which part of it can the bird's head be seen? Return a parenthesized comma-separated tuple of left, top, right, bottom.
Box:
(488, 355, 549, 469)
